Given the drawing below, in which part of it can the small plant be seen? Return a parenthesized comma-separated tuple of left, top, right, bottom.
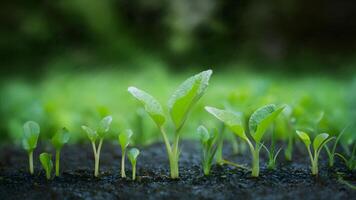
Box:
(22, 121, 40, 175)
(324, 126, 348, 167)
(82, 116, 113, 177)
(127, 148, 140, 180)
(336, 139, 356, 171)
(197, 125, 218, 175)
(296, 130, 333, 175)
(51, 127, 70, 176)
(128, 70, 212, 179)
(39, 153, 53, 180)
(118, 129, 133, 178)
(205, 104, 284, 177)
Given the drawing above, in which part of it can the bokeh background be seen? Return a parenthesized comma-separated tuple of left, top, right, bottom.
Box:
(0, 0, 355, 145)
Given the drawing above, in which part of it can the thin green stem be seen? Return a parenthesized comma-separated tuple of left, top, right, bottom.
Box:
(132, 163, 136, 180)
(159, 126, 172, 155)
(55, 150, 60, 176)
(121, 148, 126, 178)
(29, 151, 34, 175)
(93, 139, 103, 177)
(245, 139, 260, 177)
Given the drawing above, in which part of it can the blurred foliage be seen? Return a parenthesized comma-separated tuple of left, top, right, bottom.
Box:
(0, 66, 354, 146)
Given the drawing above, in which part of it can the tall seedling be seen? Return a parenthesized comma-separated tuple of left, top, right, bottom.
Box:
(128, 70, 213, 179)
(51, 127, 70, 176)
(206, 104, 284, 177)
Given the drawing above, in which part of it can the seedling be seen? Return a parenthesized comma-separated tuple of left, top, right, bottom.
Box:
(197, 125, 218, 175)
(39, 153, 53, 180)
(118, 129, 133, 178)
(336, 140, 356, 171)
(128, 70, 212, 179)
(205, 104, 284, 177)
(22, 121, 40, 175)
(82, 115, 112, 177)
(296, 130, 333, 175)
(51, 127, 70, 176)
(262, 125, 282, 170)
(324, 126, 348, 167)
(127, 148, 140, 180)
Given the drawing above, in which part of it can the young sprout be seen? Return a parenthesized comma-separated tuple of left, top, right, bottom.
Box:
(22, 121, 40, 175)
(39, 153, 53, 180)
(127, 148, 140, 180)
(51, 127, 70, 176)
(336, 139, 356, 171)
(205, 104, 284, 177)
(324, 126, 348, 167)
(261, 144, 282, 170)
(128, 70, 212, 179)
(197, 125, 218, 175)
(118, 129, 133, 178)
(296, 130, 334, 175)
(82, 116, 112, 177)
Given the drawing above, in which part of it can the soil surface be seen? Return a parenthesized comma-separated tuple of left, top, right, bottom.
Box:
(0, 140, 355, 200)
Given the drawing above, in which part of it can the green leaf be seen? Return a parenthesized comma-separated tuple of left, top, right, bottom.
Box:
(128, 87, 166, 127)
(313, 133, 329, 151)
(197, 125, 210, 143)
(22, 121, 40, 151)
(81, 125, 97, 142)
(39, 153, 53, 175)
(168, 70, 212, 130)
(127, 148, 140, 164)
(51, 127, 70, 150)
(119, 129, 133, 149)
(205, 106, 246, 140)
(97, 115, 112, 138)
(296, 130, 311, 147)
(249, 105, 284, 143)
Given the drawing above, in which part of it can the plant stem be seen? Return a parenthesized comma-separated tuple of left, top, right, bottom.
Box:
(121, 148, 126, 178)
(46, 169, 51, 180)
(93, 139, 103, 177)
(311, 151, 318, 175)
(251, 148, 260, 177)
(29, 151, 34, 175)
(132, 163, 136, 180)
(55, 150, 60, 176)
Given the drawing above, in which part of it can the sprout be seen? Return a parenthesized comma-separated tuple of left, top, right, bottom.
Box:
(127, 148, 140, 180)
(335, 139, 356, 171)
(324, 126, 348, 167)
(39, 153, 53, 180)
(22, 121, 40, 175)
(261, 144, 282, 170)
(82, 116, 112, 177)
(118, 129, 133, 178)
(197, 125, 218, 175)
(296, 130, 334, 175)
(51, 127, 70, 177)
(128, 70, 212, 179)
(205, 104, 284, 177)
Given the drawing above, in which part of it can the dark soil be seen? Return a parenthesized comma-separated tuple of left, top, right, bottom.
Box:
(0, 140, 355, 200)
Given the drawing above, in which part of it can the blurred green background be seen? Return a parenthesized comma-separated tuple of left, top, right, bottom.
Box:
(0, 0, 355, 145)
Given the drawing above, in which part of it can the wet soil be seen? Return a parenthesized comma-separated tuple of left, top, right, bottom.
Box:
(0, 140, 355, 200)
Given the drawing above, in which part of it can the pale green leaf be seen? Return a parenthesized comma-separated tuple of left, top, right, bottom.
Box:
(97, 115, 112, 137)
(119, 129, 133, 149)
(313, 133, 329, 151)
(128, 87, 166, 127)
(197, 125, 210, 143)
(296, 130, 311, 147)
(249, 105, 284, 143)
(127, 148, 140, 164)
(168, 70, 212, 130)
(205, 106, 246, 140)
(39, 153, 53, 174)
(23, 121, 40, 151)
(52, 127, 70, 150)
(81, 125, 97, 142)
